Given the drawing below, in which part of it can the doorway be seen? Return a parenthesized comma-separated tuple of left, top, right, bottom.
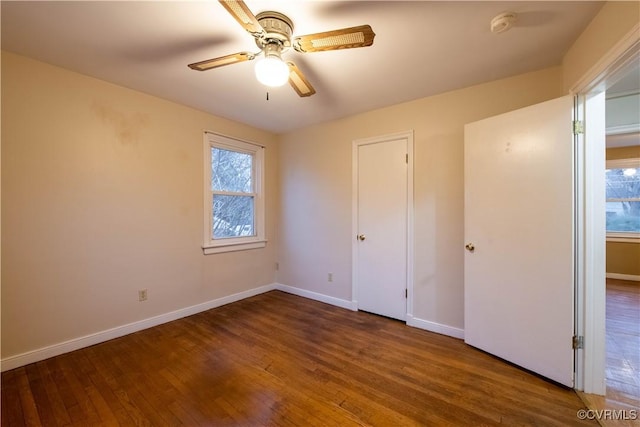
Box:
(602, 65, 640, 410)
(352, 131, 414, 321)
(573, 29, 640, 400)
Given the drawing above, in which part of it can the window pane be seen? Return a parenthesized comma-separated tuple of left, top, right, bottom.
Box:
(211, 148, 252, 193)
(605, 168, 639, 200)
(212, 195, 255, 238)
(606, 167, 640, 233)
(606, 201, 640, 232)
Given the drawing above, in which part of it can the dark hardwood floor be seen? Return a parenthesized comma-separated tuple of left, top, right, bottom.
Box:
(2, 290, 595, 426)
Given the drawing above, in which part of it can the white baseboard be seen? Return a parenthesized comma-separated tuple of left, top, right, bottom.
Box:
(606, 273, 640, 282)
(1, 283, 277, 372)
(2, 282, 466, 372)
(274, 283, 357, 311)
(406, 315, 465, 340)
(274, 284, 464, 339)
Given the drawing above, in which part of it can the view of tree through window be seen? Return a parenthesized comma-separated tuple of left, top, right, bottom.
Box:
(211, 147, 255, 239)
(606, 166, 640, 233)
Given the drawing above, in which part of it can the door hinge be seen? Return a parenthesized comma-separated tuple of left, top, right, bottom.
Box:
(572, 335, 584, 349)
(406, 153, 408, 164)
(572, 120, 584, 135)
(405, 289, 408, 298)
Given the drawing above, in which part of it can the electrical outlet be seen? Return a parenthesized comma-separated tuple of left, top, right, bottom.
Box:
(138, 289, 148, 302)
(328, 273, 333, 282)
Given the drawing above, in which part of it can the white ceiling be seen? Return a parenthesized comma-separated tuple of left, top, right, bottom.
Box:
(2, 1, 604, 134)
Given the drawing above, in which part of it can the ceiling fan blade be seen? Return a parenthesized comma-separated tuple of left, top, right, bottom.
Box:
(188, 52, 255, 71)
(293, 25, 375, 53)
(219, 0, 265, 38)
(287, 62, 316, 97)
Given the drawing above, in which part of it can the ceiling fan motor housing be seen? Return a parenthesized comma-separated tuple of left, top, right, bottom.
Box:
(490, 12, 517, 34)
(255, 11, 294, 50)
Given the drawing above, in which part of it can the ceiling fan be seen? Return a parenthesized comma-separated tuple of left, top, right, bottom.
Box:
(188, 0, 376, 97)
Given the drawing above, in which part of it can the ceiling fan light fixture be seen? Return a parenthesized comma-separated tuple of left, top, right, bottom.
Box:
(188, 1, 376, 97)
(255, 43, 289, 87)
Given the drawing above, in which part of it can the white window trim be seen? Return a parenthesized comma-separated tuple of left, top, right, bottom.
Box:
(606, 157, 640, 170)
(605, 157, 640, 243)
(202, 132, 266, 254)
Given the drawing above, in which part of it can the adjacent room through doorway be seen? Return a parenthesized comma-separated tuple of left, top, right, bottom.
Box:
(603, 63, 640, 415)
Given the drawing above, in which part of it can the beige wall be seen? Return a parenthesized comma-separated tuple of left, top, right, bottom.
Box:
(562, 1, 640, 92)
(606, 145, 640, 278)
(606, 242, 640, 277)
(3, 0, 636, 363)
(1, 51, 279, 359)
(277, 67, 564, 330)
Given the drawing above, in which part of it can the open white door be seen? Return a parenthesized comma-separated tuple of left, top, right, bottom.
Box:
(464, 95, 575, 387)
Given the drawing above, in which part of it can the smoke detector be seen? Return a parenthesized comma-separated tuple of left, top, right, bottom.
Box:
(491, 12, 517, 34)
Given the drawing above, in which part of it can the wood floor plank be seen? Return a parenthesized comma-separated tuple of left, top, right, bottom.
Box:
(1, 369, 27, 427)
(83, 350, 138, 425)
(60, 353, 103, 425)
(33, 360, 72, 426)
(2, 290, 597, 426)
(15, 367, 43, 426)
(606, 279, 640, 411)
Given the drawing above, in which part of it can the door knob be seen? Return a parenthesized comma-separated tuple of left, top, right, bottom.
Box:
(357, 234, 366, 241)
(465, 243, 475, 252)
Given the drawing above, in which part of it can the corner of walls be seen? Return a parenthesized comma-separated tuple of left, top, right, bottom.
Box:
(274, 283, 356, 311)
(1, 51, 279, 363)
(406, 315, 465, 340)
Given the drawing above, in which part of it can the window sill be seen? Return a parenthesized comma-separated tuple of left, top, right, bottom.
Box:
(202, 240, 267, 255)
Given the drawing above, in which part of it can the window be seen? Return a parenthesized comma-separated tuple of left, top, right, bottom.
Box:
(203, 132, 265, 254)
(606, 157, 640, 241)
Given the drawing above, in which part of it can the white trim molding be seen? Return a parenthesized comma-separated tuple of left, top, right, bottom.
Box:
(1, 284, 276, 372)
(203, 240, 267, 254)
(406, 315, 465, 340)
(569, 23, 640, 95)
(202, 132, 266, 255)
(606, 273, 640, 282)
(1, 282, 469, 372)
(351, 130, 415, 321)
(274, 284, 357, 311)
(571, 24, 640, 395)
(606, 236, 640, 243)
(274, 284, 465, 340)
(606, 124, 640, 136)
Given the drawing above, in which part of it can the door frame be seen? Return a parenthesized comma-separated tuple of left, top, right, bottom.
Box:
(352, 130, 415, 319)
(571, 23, 640, 395)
